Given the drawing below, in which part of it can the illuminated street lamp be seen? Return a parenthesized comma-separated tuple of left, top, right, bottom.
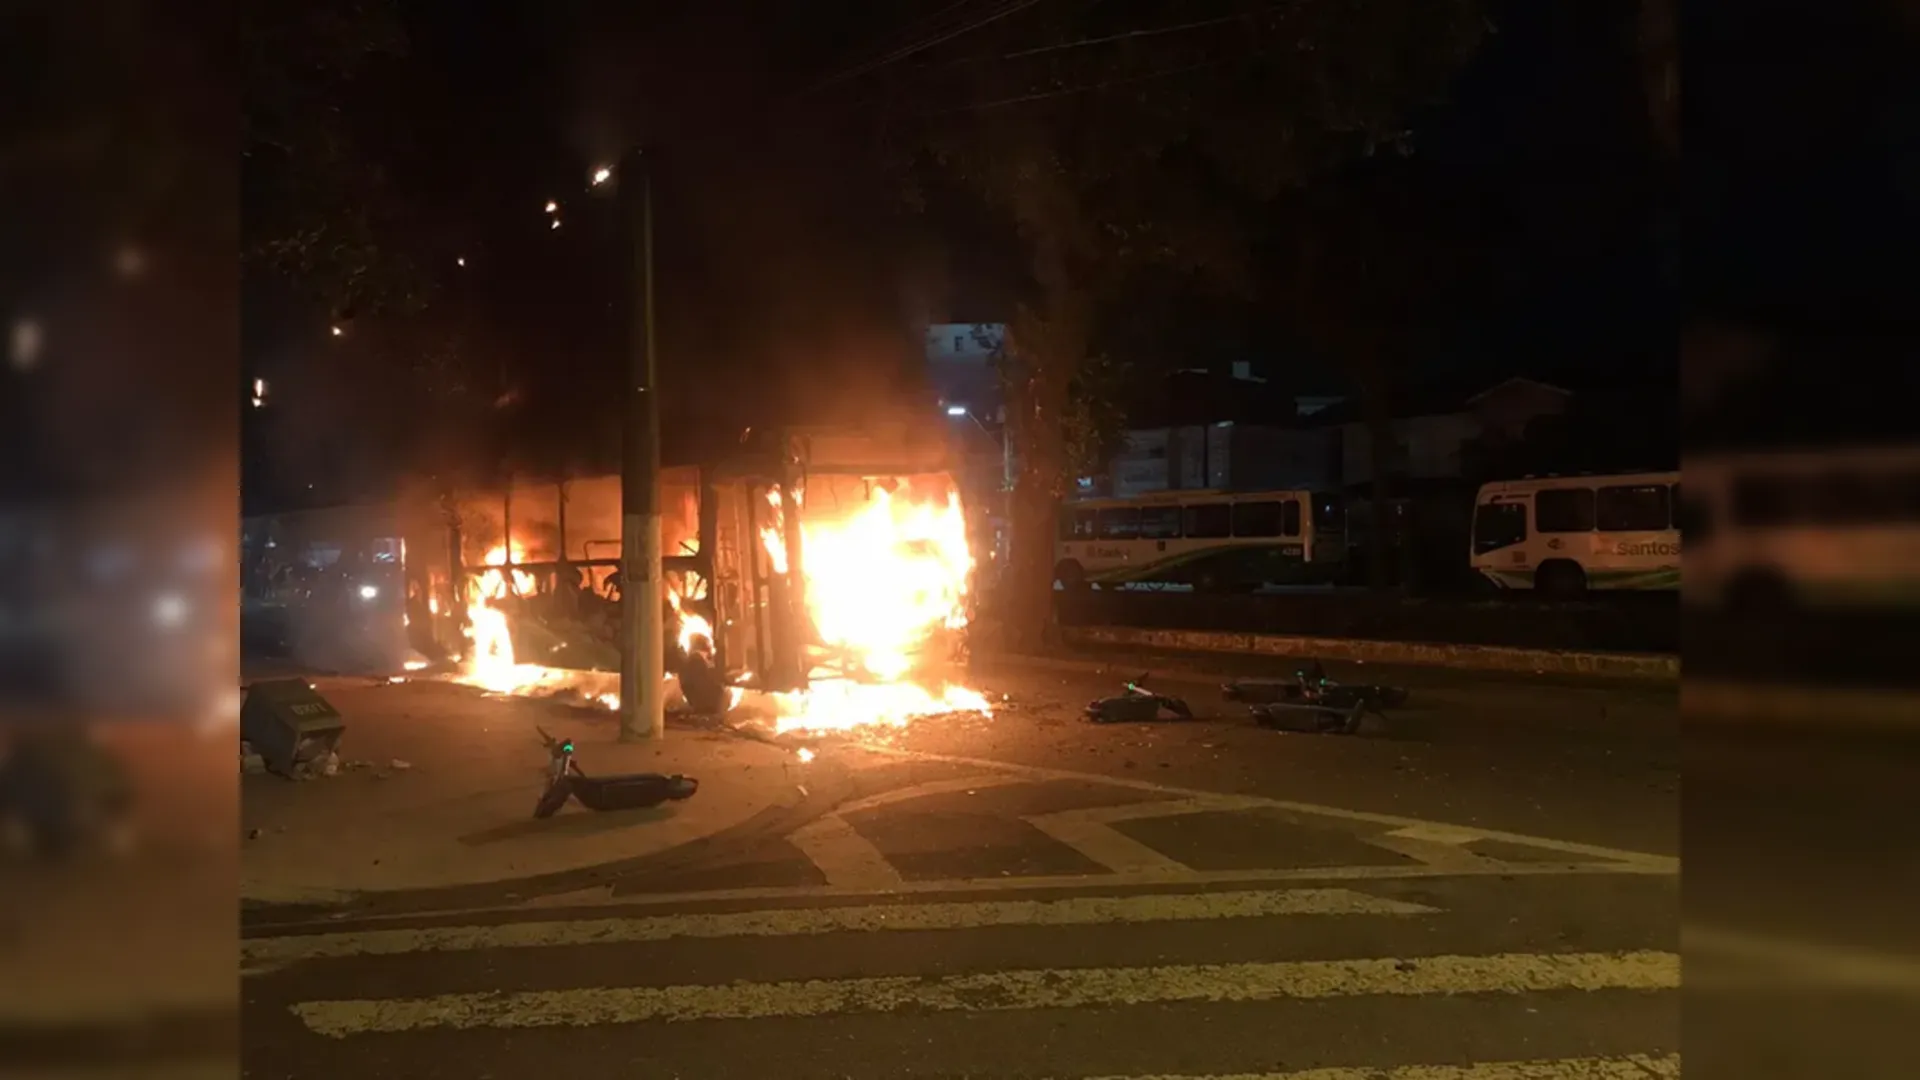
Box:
(591, 165, 613, 186)
(251, 377, 266, 408)
(944, 403, 1013, 491)
(330, 325, 343, 337)
(544, 199, 558, 213)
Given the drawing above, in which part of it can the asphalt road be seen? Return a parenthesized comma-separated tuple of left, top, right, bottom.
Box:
(242, 658, 1679, 1079)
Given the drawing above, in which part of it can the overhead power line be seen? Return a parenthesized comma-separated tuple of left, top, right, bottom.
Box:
(924, 58, 1231, 115)
(803, 0, 1048, 94)
(943, 3, 1294, 67)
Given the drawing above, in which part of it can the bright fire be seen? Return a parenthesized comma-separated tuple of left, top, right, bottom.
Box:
(460, 544, 574, 696)
(668, 581, 712, 655)
(757, 482, 989, 735)
(455, 478, 991, 735)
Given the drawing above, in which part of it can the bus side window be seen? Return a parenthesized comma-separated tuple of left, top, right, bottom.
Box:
(1184, 504, 1231, 538)
(1595, 485, 1670, 531)
(1535, 488, 1595, 532)
(1282, 500, 1302, 538)
(1139, 506, 1182, 539)
(1059, 509, 1095, 541)
(1231, 501, 1285, 538)
(1473, 502, 1528, 553)
(1095, 508, 1141, 539)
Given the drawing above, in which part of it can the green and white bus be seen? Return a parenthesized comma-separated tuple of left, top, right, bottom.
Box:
(1470, 471, 1681, 597)
(1055, 490, 1344, 592)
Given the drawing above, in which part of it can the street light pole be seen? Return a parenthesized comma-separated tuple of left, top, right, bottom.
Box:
(619, 151, 665, 742)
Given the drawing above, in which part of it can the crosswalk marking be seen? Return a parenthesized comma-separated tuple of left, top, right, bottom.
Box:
(242, 858, 1655, 934)
(1024, 796, 1269, 876)
(1081, 1054, 1681, 1080)
(786, 813, 904, 890)
(863, 747, 1681, 874)
(288, 949, 1679, 1037)
(243, 888, 1438, 968)
(1026, 809, 1195, 875)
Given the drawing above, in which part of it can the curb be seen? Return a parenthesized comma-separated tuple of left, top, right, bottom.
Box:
(1044, 626, 1678, 681)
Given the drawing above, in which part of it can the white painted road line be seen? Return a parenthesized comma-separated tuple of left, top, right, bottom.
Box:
(862, 746, 1681, 874)
(289, 949, 1680, 1037)
(1026, 809, 1195, 875)
(831, 772, 1029, 817)
(243, 858, 1658, 932)
(786, 813, 904, 890)
(244, 888, 1438, 968)
(1081, 1054, 1682, 1080)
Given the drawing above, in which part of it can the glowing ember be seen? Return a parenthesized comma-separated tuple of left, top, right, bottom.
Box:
(795, 747, 815, 763)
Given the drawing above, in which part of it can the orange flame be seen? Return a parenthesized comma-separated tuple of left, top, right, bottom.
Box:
(453, 480, 990, 735)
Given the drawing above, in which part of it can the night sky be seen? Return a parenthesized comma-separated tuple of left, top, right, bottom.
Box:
(243, 0, 1682, 512)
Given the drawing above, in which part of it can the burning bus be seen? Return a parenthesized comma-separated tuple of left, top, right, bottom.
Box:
(394, 419, 989, 733)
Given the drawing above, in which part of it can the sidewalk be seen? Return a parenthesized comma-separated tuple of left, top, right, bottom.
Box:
(241, 677, 801, 904)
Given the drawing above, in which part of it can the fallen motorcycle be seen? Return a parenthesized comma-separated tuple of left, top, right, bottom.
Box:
(1223, 662, 1408, 735)
(533, 727, 698, 818)
(1085, 675, 1196, 723)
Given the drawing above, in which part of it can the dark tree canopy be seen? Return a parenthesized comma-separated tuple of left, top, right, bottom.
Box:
(243, 0, 428, 315)
(847, 0, 1488, 640)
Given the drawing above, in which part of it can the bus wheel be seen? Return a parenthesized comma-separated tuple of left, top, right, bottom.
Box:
(1054, 560, 1088, 592)
(1537, 560, 1588, 600)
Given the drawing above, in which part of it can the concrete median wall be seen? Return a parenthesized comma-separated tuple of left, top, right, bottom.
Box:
(1062, 625, 1679, 681)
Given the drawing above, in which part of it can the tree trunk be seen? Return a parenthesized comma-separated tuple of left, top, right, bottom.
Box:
(1002, 327, 1078, 652)
(1004, 470, 1058, 653)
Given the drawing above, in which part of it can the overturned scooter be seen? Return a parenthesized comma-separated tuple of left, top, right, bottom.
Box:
(1086, 675, 1196, 724)
(1223, 661, 1409, 735)
(533, 727, 698, 818)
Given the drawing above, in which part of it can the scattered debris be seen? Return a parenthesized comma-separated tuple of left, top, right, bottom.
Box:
(1086, 675, 1195, 724)
(389, 758, 412, 771)
(289, 750, 341, 780)
(240, 741, 267, 774)
(1252, 699, 1368, 735)
(247, 828, 262, 841)
(1229, 661, 1408, 736)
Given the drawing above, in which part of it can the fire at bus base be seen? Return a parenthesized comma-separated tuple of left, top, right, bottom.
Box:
(452, 476, 992, 736)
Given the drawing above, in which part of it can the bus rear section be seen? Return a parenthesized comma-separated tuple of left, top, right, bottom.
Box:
(1055, 490, 1338, 592)
(1469, 473, 1681, 598)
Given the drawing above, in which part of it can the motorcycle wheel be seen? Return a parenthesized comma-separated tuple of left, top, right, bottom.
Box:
(533, 783, 569, 819)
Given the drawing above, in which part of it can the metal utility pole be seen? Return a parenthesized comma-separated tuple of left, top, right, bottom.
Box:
(619, 150, 666, 741)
